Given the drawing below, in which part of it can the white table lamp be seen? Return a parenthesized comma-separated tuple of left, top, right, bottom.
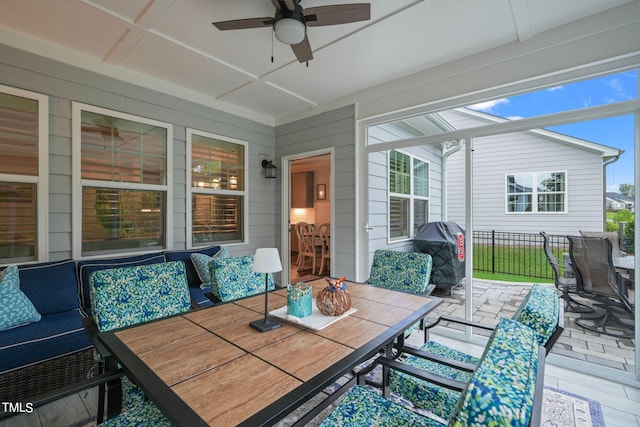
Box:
(250, 248, 283, 332)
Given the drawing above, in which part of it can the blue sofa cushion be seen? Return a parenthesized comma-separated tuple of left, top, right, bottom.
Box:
(90, 261, 192, 332)
(16, 260, 79, 315)
(164, 245, 222, 288)
(0, 309, 91, 374)
(77, 253, 166, 312)
(188, 286, 215, 307)
(0, 265, 41, 331)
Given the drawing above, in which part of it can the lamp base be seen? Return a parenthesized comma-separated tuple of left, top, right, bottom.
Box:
(250, 317, 282, 332)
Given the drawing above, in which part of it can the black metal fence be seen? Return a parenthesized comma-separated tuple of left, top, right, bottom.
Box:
(473, 231, 565, 280)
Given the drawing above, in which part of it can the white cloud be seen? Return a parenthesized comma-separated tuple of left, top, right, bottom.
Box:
(469, 98, 510, 113)
(546, 86, 564, 92)
(506, 115, 523, 120)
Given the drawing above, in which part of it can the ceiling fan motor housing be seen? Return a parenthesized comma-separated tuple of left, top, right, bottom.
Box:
(274, 5, 306, 45)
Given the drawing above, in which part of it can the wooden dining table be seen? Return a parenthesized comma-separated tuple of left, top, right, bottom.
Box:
(96, 278, 442, 426)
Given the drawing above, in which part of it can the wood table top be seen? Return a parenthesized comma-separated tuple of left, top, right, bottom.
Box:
(100, 279, 441, 426)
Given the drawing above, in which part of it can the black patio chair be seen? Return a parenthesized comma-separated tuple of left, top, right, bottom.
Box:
(567, 235, 634, 339)
(540, 232, 593, 313)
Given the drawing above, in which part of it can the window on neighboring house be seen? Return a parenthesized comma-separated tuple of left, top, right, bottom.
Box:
(389, 150, 429, 241)
(506, 172, 567, 213)
(187, 129, 246, 246)
(0, 85, 48, 263)
(72, 103, 172, 257)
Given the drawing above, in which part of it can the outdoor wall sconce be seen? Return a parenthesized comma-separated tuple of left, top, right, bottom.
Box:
(317, 184, 326, 200)
(262, 159, 277, 179)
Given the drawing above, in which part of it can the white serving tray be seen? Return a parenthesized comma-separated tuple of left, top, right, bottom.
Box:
(269, 299, 357, 331)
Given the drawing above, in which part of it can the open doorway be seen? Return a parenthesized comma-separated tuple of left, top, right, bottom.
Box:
(288, 153, 332, 284)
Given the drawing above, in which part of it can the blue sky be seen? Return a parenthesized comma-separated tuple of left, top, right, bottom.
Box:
(468, 70, 637, 193)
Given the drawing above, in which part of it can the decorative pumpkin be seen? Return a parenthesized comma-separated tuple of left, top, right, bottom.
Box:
(317, 276, 351, 316)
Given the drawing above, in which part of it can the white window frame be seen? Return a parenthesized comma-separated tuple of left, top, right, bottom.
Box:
(71, 102, 173, 259)
(505, 171, 568, 214)
(0, 84, 48, 262)
(388, 149, 430, 243)
(186, 128, 248, 248)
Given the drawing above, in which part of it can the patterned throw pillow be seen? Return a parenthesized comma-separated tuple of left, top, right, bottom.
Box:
(210, 255, 275, 303)
(191, 246, 229, 289)
(0, 265, 41, 331)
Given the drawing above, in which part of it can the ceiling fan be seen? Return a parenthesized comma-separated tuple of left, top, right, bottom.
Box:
(212, 1, 371, 63)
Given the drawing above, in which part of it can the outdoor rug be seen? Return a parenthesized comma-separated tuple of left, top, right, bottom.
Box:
(542, 386, 605, 427)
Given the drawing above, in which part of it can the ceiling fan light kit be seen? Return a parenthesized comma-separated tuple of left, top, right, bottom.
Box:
(274, 17, 306, 44)
(212, 1, 371, 63)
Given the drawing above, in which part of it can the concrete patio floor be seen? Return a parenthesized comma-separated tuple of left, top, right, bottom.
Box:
(427, 279, 636, 373)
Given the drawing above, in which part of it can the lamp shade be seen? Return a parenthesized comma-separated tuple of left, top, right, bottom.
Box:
(274, 18, 305, 44)
(252, 248, 283, 274)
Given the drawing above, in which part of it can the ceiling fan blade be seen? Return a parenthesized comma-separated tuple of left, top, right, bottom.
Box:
(212, 17, 273, 31)
(291, 35, 313, 63)
(305, 4, 371, 26)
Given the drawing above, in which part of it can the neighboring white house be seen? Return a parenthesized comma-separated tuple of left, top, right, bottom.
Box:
(443, 108, 622, 235)
(365, 107, 623, 251)
(607, 192, 635, 213)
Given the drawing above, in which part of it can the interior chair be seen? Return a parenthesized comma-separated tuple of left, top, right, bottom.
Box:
(567, 235, 634, 339)
(321, 318, 545, 427)
(317, 222, 331, 275)
(540, 231, 593, 313)
(381, 282, 562, 419)
(298, 222, 321, 274)
(85, 261, 193, 424)
(294, 222, 307, 268)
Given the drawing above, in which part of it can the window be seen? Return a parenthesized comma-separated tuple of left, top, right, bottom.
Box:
(389, 150, 429, 240)
(187, 129, 246, 246)
(72, 103, 172, 257)
(506, 172, 566, 213)
(0, 85, 48, 263)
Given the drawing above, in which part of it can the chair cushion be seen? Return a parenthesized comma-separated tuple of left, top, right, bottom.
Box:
(0, 265, 41, 331)
(210, 255, 275, 303)
(0, 309, 90, 373)
(17, 260, 79, 315)
(188, 286, 215, 307)
(164, 245, 222, 288)
(512, 283, 559, 346)
(450, 318, 539, 427)
(368, 250, 433, 295)
(78, 253, 166, 312)
(89, 261, 191, 332)
(319, 385, 439, 427)
(389, 341, 477, 419)
(101, 399, 172, 427)
(190, 246, 229, 289)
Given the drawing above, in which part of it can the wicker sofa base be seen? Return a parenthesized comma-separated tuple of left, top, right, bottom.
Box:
(0, 348, 95, 403)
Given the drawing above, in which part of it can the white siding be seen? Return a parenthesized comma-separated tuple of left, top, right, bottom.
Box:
(367, 145, 443, 274)
(276, 106, 356, 279)
(0, 44, 275, 262)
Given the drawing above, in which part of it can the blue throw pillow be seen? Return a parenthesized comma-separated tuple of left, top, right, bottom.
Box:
(0, 265, 41, 331)
(191, 246, 229, 289)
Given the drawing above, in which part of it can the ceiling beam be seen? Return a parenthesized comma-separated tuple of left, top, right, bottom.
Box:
(509, 0, 533, 41)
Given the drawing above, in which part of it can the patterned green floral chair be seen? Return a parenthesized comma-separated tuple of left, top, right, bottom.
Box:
(367, 249, 435, 339)
(320, 318, 544, 427)
(87, 261, 193, 424)
(389, 283, 562, 419)
(368, 249, 434, 296)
